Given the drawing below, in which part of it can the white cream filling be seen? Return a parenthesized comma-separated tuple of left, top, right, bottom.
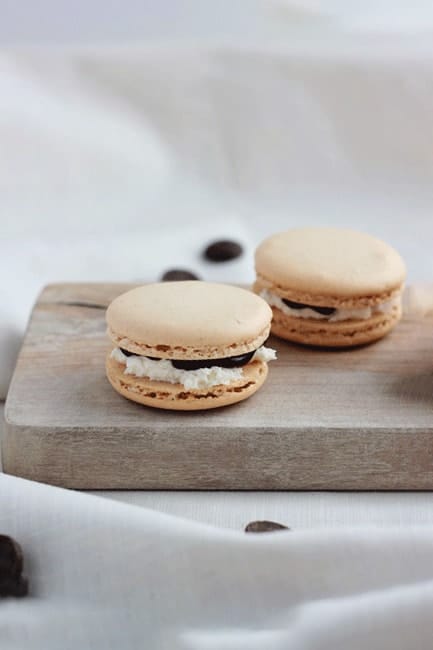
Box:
(111, 346, 276, 390)
(260, 289, 400, 322)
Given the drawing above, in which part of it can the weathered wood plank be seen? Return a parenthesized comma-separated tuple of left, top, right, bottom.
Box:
(3, 283, 433, 489)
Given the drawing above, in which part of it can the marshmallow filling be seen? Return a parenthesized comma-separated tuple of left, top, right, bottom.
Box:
(111, 345, 276, 390)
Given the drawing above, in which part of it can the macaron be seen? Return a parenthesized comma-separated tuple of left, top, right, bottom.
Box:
(254, 227, 406, 347)
(106, 282, 276, 410)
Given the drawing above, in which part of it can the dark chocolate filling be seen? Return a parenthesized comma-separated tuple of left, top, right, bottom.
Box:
(172, 351, 255, 370)
(119, 348, 256, 371)
(282, 298, 336, 317)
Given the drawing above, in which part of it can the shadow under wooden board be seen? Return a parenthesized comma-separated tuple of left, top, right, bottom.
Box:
(3, 282, 433, 490)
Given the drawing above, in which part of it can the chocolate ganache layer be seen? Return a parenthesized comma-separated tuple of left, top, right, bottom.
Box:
(119, 348, 256, 371)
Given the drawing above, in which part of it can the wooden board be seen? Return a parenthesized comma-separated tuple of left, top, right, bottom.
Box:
(3, 282, 433, 490)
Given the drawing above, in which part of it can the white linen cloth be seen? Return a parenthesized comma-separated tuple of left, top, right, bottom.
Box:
(2, 473, 433, 649)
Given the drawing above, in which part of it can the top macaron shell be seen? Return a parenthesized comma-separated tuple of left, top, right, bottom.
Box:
(106, 282, 272, 359)
(255, 228, 406, 304)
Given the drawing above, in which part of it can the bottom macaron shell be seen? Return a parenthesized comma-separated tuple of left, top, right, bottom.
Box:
(270, 304, 402, 347)
(106, 355, 268, 410)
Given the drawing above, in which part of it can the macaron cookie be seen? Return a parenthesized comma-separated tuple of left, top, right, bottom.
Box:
(106, 282, 276, 410)
(254, 227, 406, 347)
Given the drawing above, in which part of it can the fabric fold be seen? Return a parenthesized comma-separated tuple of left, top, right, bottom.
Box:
(2, 474, 433, 649)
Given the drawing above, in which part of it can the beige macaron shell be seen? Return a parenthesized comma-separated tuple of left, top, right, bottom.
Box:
(253, 279, 403, 310)
(270, 302, 402, 347)
(106, 354, 268, 410)
(255, 228, 406, 300)
(107, 282, 272, 359)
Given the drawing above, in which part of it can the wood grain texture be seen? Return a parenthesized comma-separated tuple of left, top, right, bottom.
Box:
(3, 282, 433, 490)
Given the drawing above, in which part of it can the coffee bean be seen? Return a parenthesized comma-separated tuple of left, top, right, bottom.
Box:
(244, 520, 289, 533)
(160, 269, 200, 282)
(0, 535, 23, 579)
(203, 240, 243, 262)
(0, 576, 28, 598)
(0, 535, 28, 597)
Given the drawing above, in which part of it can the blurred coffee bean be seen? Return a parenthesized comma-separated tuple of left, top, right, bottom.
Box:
(0, 576, 28, 597)
(0, 535, 28, 597)
(161, 269, 200, 281)
(244, 520, 289, 533)
(203, 240, 243, 262)
(0, 535, 23, 578)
